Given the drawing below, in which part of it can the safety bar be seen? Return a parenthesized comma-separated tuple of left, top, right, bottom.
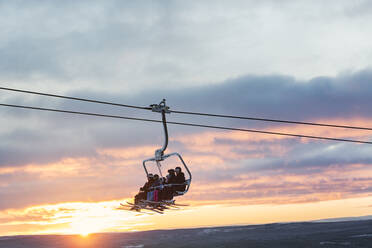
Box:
(147, 179, 191, 195)
(142, 152, 192, 193)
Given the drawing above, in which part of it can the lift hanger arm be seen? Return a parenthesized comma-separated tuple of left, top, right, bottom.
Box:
(150, 99, 170, 161)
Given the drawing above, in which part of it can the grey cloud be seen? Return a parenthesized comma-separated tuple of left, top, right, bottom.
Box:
(227, 142, 372, 176)
(77, 68, 372, 122)
(257, 142, 372, 172)
(0, 0, 199, 84)
(0, 38, 63, 79)
(2, 69, 372, 166)
(344, 0, 372, 17)
(122, 70, 372, 124)
(2, 0, 372, 91)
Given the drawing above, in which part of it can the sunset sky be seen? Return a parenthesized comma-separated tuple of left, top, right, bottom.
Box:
(0, 0, 372, 237)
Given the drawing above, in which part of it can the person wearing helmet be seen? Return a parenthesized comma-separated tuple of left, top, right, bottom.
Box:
(174, 166, 186, 192)
(135, 173, 154, 204)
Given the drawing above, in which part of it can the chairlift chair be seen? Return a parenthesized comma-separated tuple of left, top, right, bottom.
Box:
(142, 99, 192, 196)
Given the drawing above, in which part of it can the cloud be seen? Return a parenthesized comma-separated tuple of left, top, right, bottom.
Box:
(1, 0, 372, 91)
(0, 0, 372, 213)
(0, 132, 371, 210)
(1, 69, 372, 168)
(0, 154, 146, 209)
(1, 1, 372, 236)
(185, 162, 372, 204)
(344, 0, 372, 17)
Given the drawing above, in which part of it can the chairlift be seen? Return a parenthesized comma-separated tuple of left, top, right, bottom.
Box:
(142, 99, 192, 196)
(119, 99, 192, 214)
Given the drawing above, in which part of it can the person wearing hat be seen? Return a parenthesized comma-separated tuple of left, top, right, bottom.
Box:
(134, 173, 154, 204)
(162, 169, 176, 200)
(166, 169, 176, 184)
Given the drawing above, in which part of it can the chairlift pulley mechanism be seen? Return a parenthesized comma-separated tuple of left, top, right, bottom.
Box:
(150, 99, 170, 114)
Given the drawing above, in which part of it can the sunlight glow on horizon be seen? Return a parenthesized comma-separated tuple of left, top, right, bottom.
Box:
(0, 196, 371, 237)
(0, 118, 371, 236)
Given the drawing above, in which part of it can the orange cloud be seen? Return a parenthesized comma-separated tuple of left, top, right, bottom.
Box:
(0, 116, 371, 237)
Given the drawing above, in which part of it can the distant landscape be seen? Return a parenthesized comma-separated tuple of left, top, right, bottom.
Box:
(1, 219, 371, 248)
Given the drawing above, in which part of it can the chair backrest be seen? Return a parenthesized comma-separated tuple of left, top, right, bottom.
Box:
(143, 152, 192, 197)
(175, 179, 191, 196)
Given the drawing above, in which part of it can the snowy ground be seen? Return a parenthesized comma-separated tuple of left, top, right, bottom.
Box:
(0, 220, 371, 248)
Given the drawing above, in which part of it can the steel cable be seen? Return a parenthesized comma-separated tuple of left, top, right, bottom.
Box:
(1, 103, 371, 145)
(1, 86, 371, 131)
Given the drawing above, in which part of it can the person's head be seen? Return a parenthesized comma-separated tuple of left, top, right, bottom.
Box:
(168, 169, 175, 175)
(154, 174, 159, 180)
(147, 173, 154, 181)
(175, 167, 182, 174)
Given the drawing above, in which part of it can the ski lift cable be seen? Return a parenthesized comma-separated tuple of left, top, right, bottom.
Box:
(0, 86, 151, 111)
(170, 110, 372, 131)
(0, 86, 371, 131)
(0, 103, 371, 145)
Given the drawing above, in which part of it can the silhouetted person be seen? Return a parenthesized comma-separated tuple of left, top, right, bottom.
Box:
(135, 174, 154, 204)
(162, 169, 176, 200)
(174, 167, 186, 192)
(149, 174, 162, 201)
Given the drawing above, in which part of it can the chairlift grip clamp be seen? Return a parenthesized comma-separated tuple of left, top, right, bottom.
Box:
(150, 99, 171, 114)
